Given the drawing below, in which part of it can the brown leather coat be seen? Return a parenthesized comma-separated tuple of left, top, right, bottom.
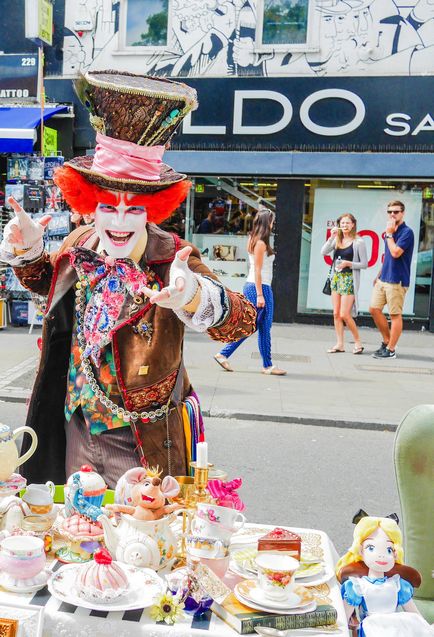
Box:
(15, 224, 256, 484)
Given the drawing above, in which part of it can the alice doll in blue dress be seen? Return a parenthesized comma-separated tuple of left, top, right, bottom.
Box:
(336, 515, 434, 637)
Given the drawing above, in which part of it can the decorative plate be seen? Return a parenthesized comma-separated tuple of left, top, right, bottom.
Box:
(231, 547, 325, 581)
(236, 579, 314, 611)
(234, 586, 317, 616)
(48, 563, 165, 611)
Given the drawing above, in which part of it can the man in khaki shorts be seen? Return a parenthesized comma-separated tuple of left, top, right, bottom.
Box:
(370, 200, 414, 359)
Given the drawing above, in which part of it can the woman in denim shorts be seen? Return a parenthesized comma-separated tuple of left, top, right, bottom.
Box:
(321, 214, 368, 354)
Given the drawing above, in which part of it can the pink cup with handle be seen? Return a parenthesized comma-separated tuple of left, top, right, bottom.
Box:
(195, 502, 246, 539)
(0, 536, 46, 581)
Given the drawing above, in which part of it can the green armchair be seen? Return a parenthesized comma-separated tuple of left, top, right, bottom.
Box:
(394, 404, 434, 623)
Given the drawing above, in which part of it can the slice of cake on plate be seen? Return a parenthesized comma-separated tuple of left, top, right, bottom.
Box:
(257, 527, 301, 560)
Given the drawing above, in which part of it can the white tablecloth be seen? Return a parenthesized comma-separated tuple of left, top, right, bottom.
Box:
(0, 525, 350, 637)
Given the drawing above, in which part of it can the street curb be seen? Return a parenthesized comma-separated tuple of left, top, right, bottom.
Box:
(0, 395, 398, 431)
(0, 393, 29, 404)
(202, 409, 398, 432)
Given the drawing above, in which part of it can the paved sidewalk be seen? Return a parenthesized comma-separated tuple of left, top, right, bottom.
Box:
(183, 323, 434, 430)
(0, 323, 433, 430)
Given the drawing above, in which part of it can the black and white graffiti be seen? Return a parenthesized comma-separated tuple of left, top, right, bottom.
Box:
(62, 0, 434, 77)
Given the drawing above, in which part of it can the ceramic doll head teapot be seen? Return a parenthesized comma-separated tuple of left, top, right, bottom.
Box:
(0, 424, 38, 483)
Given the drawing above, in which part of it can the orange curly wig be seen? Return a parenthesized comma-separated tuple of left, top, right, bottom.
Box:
(53, 166, 190, 224)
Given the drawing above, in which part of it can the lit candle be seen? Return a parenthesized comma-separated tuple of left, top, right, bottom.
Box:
(196, 432, 208, 468)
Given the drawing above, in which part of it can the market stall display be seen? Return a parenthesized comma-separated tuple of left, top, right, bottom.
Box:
(1, 154, 70, 326)
(0, 425, 353, 636)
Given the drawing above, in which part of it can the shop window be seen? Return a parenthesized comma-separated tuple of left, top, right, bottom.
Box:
(257, 0, 316, 51)
(185, 176, 277, 293)
(297, 179, 432, 320)
(121, 0, 168, 49)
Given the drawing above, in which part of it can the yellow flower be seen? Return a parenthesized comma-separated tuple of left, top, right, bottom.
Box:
(150, 591, 185, 625)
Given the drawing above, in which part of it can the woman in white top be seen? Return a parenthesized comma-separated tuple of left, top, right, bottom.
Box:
(214, 208, 286, 375)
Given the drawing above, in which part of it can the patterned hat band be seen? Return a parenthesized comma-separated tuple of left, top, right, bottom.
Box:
(92, 133, 165, 182)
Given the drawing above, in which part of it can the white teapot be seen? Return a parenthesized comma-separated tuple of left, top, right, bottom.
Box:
(0, 424, 38, 482)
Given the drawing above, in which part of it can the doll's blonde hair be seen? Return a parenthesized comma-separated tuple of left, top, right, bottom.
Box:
(335, 517, 404, 576)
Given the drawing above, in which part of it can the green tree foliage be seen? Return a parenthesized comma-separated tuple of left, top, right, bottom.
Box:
(263, 0, 308, 45)
(132, 0, 168, 46)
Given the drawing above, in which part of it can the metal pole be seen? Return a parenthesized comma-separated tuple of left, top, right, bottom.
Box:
(38, 45, 45, 156)
(185, 179, 195, 242)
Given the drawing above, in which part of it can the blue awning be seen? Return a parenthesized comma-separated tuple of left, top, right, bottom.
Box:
(0, 106, 68, 153)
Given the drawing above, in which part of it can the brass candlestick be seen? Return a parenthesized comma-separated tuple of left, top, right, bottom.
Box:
(190, 461, 213, 503)
(172, 462, 214, 567)
(172, 475, 195, 567)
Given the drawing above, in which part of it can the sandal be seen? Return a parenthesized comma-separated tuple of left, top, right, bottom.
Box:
(353, 346, 364, 355)
(262, 366, 287, 376)
(214, 354, 233, 372)
(327, 347, 345, 353)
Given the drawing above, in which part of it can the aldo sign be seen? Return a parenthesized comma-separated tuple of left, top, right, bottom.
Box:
(178, 77, 434, 152)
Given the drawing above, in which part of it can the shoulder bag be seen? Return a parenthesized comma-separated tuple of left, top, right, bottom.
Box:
(322, 255, 334, 295)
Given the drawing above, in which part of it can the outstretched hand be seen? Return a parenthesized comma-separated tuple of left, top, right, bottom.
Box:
(5, 196, 51, 249)
(141, 245, 199, 310)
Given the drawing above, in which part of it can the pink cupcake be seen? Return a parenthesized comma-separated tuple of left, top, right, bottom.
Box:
(77, 548, 129, 602)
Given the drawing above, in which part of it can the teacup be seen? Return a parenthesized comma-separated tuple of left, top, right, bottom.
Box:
(0, 536, 46, 581)
(195, 503, 246, 534)
(186, 534, 229, 559)
(191, 516, 233, 542)
(255, 553, 299, 602)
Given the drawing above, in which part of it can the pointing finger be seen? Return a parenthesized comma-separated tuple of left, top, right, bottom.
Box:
(175, 245, 192, 262)
(149, 288, 171, 305)
(140, 285, 157, 299)
(8, 197, 27, 220)
(38, 215, 52, 228)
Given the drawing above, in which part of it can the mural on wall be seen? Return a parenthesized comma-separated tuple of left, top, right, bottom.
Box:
(62, 0, 434, 77)
(62, 0, 119, 76)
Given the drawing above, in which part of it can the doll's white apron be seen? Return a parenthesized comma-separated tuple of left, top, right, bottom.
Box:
(350, 575, 434, 637)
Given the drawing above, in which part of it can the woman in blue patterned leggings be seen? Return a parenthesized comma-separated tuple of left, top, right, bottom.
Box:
(214, 208, 286, 375)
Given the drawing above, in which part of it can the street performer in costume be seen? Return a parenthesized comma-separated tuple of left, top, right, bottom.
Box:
(0, 71, 256, 487)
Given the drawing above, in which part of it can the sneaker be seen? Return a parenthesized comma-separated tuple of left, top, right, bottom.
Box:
(372, 347, 396, 359)
(372, 341, 388, 357)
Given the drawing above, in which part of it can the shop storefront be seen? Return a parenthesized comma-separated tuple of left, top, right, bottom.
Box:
(163, 76, 434, 331)
(46, 75, 434, 330)
(0, 52, 75, 326)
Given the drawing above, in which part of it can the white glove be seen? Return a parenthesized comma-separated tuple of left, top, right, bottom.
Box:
(142, 246, 199, 310)
(1, 197, 51, 259)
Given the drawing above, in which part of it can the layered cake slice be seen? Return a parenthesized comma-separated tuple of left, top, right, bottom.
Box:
(257, 527, 301, 560)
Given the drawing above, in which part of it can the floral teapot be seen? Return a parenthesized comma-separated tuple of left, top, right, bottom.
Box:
(98, 512, 178, 570)
(98, 467, 181, 570)
(0, 424, 38, 483)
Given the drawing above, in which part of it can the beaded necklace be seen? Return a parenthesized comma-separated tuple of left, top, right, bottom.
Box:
(74, 279, 169, 425)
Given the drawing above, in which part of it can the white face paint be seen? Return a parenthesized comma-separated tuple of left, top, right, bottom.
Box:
(94, 192, 147, 258)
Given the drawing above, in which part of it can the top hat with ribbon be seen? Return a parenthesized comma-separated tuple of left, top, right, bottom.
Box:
(66, 70, 198, 193)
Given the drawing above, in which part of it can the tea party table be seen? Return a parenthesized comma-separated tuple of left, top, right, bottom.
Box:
(0, 524, 350, 637)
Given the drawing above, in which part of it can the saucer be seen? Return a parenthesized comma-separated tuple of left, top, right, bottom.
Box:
(235, 580, 314, 611)
(0, 569, 49, 593)
(49, 563, 165, 611)
(234, 586, 317, 616)
(0, 473, 27, 497)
